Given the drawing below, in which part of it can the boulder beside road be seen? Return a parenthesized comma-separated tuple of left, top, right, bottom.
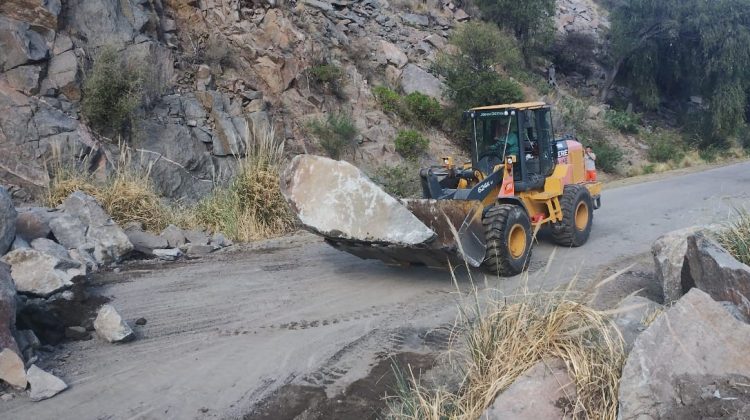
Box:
(617, 288, 750, 419)
(686, 233, 750, 319)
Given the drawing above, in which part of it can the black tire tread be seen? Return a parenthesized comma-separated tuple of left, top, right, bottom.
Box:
(552, 184, 592, 247)
(482, 204, 531, 276)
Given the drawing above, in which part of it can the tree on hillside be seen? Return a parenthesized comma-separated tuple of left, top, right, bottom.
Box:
(435, 21, 524, 114)
(434, 22, 525, 149)
(474, 0, 555, 57)
(606, 0, 750, 143)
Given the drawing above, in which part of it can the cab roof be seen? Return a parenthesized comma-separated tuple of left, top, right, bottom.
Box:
(469, 101, 548, 111)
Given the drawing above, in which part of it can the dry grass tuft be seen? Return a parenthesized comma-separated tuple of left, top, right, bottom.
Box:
(387, 269, 625, 420)
(716, 208, 750, 266)
(186, 125, 295, 242)
(47, 124, 295, 242)
(47, 149, 170, 232)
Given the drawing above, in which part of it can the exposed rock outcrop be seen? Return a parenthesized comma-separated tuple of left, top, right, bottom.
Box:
(618, 289, 750, 419)
(0, 187, 15, 255)
(686, 233, 750, 319)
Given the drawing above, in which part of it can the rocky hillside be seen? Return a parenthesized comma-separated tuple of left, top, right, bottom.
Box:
(0, 0, 609, 204)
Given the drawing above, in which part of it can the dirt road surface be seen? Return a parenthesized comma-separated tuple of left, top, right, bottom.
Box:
(3, 162, 750, 419)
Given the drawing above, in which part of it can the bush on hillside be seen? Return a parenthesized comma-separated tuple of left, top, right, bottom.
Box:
(308, 113, 359, 160)
(605, 110, 641, 134)
(394, 130, 429, 160)
(307, 57, 346, 98)
(371, 163, 423, 198)
(82, 46, 144, 135)
(403, 92, 443, 127)
(645, 129, 685, 163)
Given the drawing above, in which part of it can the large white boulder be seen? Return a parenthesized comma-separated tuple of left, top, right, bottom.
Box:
(280, 155, 435, 245)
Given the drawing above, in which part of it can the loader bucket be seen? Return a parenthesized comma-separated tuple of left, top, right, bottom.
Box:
(281, 155, 486, 268)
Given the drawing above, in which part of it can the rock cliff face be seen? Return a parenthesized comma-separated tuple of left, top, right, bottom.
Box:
(0, 0, 607, 203)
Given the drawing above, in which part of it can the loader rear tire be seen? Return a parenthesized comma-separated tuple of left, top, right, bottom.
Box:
(552, 184, 593, 247)
(482, 204, 532, 276)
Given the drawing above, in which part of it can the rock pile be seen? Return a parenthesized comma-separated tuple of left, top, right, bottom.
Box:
(0, 186, 231, 401)
(486, 224, 750, 418)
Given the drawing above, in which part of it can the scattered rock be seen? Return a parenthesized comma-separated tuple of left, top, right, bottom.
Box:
(30, 238, 72, 261)
(94, 304, 135, 343)
(1, 393, 13, 401)
(210, 232, 233, 248)
(281, 155, 435, 245)
(27, 364, 67, 401)
(0, 348, 26, 389)
(186, 244, 214, 256)
(14, 207, 53, 242)
(0, 186, 16, 255)
(64, 326, 90, 340)
(402, 13, 429, 27)
(184, 229, 210, 246)
(0, 262, 19, 354)
(400, 64, 444, 100)
(1, 249, 81, 297)
(11, 236, 29, 251)
(485, 358, 576, 419)
(612, 295, 662, 353)
(135, 317, 147, 326)
(161, 224, 187, 248)
(124, 226, 169, 256)
(453, 9, 469, 22)
(58, 192, 134, 265)
(48, 214, 88, 250)
(652, 226, 704, 304)
(153, 248, 183, 261)
(617, 289, 750, 419)
(379, 40, 408, 68)
(14, 329, 40, 361)
(686, 233, 750, 318)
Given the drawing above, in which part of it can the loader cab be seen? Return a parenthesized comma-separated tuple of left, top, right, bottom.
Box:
(468, 102, 556, 191)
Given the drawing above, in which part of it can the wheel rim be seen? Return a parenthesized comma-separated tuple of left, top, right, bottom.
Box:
(508, 224, 527, 259)
(574, 201, 589, 231)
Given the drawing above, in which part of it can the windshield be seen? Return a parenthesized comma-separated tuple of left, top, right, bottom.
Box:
(474, 112, 519, 161)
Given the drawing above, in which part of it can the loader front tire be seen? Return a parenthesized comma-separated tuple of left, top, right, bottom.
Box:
(482, 204, 532, 276)
(552, 184, 593, 247)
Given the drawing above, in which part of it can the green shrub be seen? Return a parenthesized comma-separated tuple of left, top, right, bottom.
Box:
(308, 113, 358, 160)
(588, 139, 623, 174)
(395, 130, 429, 160)
(641, 163, 655, 174)
(372, 86, 403, 114)
(605, 110, 641, 134)
(645, 129, 685, 163)
(699, 146, 719, 162)
(403, 92, 442, 127)
(82, 46, 144, 135)
(371, 163, 422, 198)
(308, 59, 345, 98)
(435, 22, 524, 121)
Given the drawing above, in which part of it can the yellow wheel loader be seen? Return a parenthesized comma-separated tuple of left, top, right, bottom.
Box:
(281, 102, 602, 276)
